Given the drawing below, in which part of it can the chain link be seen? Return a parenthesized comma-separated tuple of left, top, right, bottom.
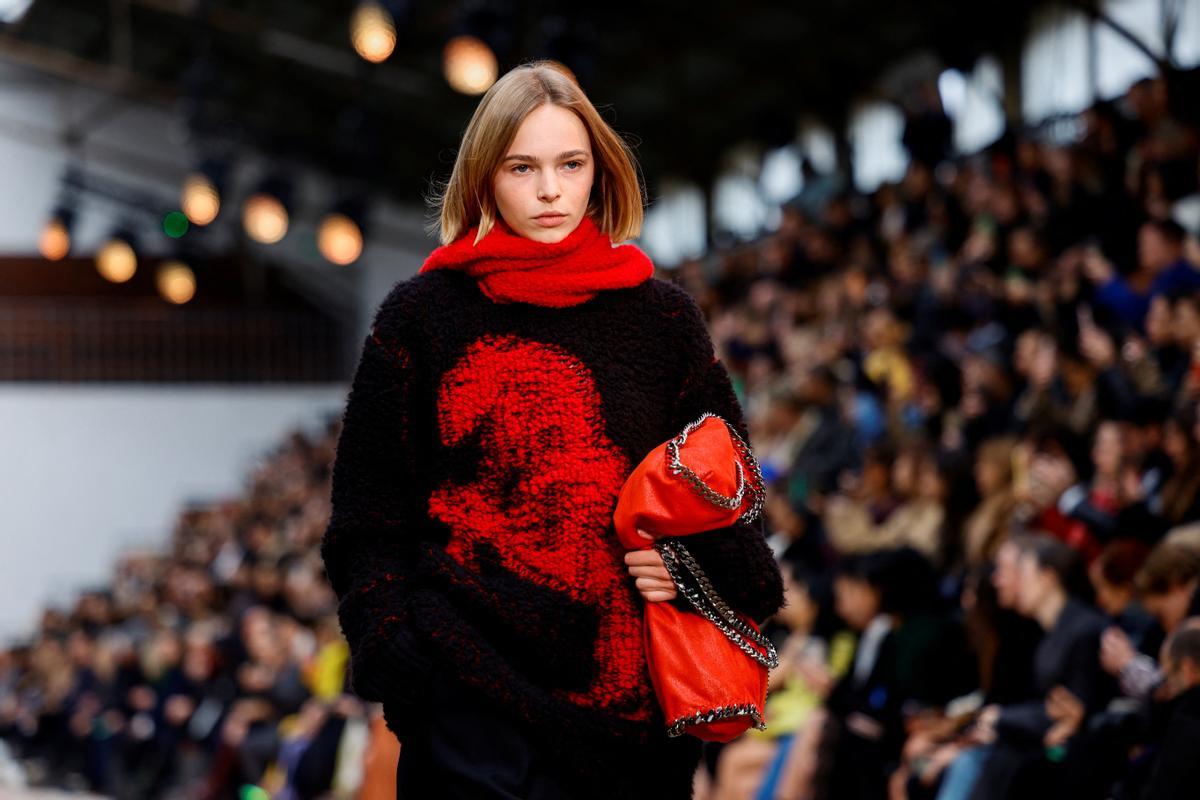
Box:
(665, 412, 767, 526)
(665, 702, 767, 738)
(654, 539, 779, 669)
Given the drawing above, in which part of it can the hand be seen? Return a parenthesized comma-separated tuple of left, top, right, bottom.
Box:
(1029, 453, 1076, 506)
(1079, 324, 1116, 369)
(1043, 686, 1084, 747)
(1122, 336, 1147, 364)
(1045, 685, 1084, 723)
(1100, 626, 1136, 676)
(796, 655, 834, 698)
(624, 542, 677, 603)
(1082, 248, 1115, 284)
(969, 704, 1000, 745)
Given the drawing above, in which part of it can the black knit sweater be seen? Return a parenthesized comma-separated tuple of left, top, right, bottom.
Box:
(319, 269, 785, 798)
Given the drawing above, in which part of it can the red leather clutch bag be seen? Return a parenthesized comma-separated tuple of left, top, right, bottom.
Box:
(613, 412, 777, 742)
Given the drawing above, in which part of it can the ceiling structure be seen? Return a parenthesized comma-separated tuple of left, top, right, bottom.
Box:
(0, 0, 1054, 207)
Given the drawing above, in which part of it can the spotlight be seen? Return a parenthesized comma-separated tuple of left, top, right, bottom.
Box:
(242, 177, 292, 245)
(351, 1, 396, 64)
(38, 206, 74, 261)
(156, 260, 196, 304)
(443, 35, 497, 95)
(96, 229, 137, 283)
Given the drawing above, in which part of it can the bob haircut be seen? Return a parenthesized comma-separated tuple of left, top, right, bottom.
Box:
(430, 59, 646, 246)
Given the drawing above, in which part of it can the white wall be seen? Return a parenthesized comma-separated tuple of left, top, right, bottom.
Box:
(0, 385, 348, 644)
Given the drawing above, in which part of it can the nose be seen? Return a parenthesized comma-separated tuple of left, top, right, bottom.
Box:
(537, 171, 561, 202)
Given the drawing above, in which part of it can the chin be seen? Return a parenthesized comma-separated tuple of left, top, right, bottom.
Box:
(531, 230, 571, 244)
(516, 216, 579, 244)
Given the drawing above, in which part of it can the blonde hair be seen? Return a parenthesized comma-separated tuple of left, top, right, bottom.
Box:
(429, 60, 646, 246)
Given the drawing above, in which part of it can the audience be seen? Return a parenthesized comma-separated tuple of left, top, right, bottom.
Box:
(3, 71, 1200, 798)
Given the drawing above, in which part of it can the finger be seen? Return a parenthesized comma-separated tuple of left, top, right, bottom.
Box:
(627, 565, 671, 580)
(635, 576, 675, 591)
(624, 550, 662, 566)
(641, 590, 676, 602)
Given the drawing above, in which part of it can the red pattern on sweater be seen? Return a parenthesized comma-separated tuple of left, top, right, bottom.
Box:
(428, 333, 654, 720)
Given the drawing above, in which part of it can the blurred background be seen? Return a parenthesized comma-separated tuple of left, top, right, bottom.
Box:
(2, 0, 1200, 797)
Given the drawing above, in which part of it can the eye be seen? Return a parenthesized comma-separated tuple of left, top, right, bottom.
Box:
(511, 164, 531, 174)
(564, 160, 582, 170)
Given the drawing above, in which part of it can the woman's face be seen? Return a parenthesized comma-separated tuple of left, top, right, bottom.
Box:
(1092, 421, 1123, 478)
(1172, 299, 1200, 346)
(493, 103, 595, 243)
(834, 575, 880, 631)
(1146, 295, 1172, 346)
(1164, 420, 1190, 466)
(1014, 552, 1054, 617)
(779, 571, 818, 632)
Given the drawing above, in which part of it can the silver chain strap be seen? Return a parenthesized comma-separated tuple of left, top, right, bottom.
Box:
(665, 702, 766, 738)
(654, 538, 779, 669)
(664, 412, 767, 526)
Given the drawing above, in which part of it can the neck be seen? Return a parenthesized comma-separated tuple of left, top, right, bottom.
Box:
(1035, 589, 1068, 631)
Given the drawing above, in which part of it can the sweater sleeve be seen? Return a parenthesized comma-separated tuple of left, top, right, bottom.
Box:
(659, 285, 786, 626)
(319, 305, 435, 711)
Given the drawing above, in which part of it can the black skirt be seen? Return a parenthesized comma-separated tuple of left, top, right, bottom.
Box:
(394, 670, 576, 799)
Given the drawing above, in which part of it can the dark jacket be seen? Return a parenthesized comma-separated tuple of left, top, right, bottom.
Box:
(1141, 685, 1200, 800)
(995, 597, 1117, 745)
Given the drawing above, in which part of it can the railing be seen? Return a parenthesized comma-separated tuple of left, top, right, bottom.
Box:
(0, 300, 346, 382)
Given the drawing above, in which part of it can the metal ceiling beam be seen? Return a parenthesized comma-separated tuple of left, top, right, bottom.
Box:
(125, 0, 435, 97)
(0, 31, 176, 106)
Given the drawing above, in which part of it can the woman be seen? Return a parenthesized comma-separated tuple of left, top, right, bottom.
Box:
(961, 436, 1017, 570)
(319, 60, 785, 799)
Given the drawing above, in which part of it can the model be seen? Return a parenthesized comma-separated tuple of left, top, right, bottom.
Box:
(319, 59, 785, 800)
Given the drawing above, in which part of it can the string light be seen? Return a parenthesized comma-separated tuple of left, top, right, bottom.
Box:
(181, 172, 220, 226)
(351, 1, 396, 64)
(38, 208, 73, 261)
(96, 232, 137, 283)
(443, 35, 497, 95)
(317, 212, 364, 265)
(156, 260, 196, 304)
(242, 191, 289, 244)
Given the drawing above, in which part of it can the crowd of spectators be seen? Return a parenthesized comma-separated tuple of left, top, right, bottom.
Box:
(0, 426, 401, 798)
(3, 69, 1200, 799)
(693, 72, 1200, 800)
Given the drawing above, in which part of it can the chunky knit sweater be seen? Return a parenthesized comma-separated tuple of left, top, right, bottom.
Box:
(319, 268, 785, 798)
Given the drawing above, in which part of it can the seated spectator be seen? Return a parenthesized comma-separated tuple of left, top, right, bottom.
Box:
(1140, 621, 1200, 799)
(1088, 540, 1159, 655)
(970, 535, 1117, 800)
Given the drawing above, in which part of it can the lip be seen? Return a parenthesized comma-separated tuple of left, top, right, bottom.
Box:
(533, 213, 567, 227)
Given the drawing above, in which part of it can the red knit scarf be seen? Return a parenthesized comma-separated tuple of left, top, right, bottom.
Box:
(418, 214, 654, 307)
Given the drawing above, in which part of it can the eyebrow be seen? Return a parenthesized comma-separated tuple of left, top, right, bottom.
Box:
(502, 149, 590, 163)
